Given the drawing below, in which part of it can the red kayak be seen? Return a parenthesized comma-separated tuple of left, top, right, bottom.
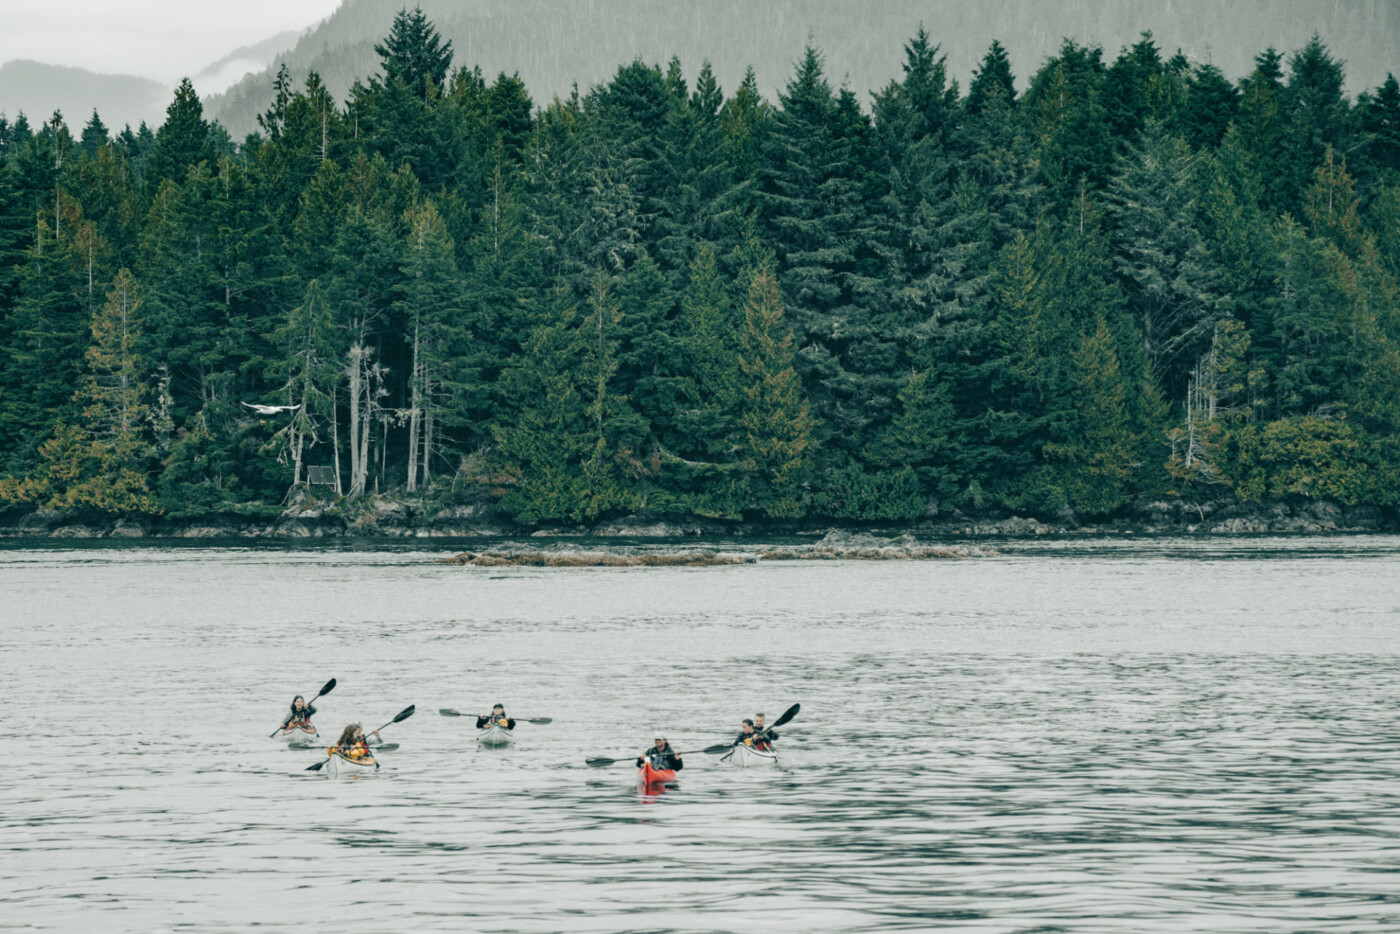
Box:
(637, 761, 676, 785)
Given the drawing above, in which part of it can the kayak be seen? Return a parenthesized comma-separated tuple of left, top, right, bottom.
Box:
(637, 761, 677, 785)
(324, 748, 378, 776)
(477, 723, 514, 746)
(275, 723, 319, 744)
(727, 743, 778, 767)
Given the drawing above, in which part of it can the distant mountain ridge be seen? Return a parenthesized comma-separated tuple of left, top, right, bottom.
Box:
(207, 0, 1400, 137)
(0, 30, 301, 131)
(0, 60, 168, 130)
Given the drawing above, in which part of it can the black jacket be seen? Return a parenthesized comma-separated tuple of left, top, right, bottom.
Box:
(636, 746, 683, 771)
(477, 715, 516, 729)
(282, 703, 316, 727)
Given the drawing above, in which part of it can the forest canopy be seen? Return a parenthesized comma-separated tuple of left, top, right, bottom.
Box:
(0, 9, 1398, 524)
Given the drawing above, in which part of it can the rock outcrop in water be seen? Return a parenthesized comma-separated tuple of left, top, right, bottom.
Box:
(758, 530, 995, 560)
(439, 549, 752, 567)
(439, 531, 995, 567)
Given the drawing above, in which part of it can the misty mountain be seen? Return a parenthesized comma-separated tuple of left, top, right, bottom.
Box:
(0, 60, 169, 131)
(207, 0, 1400, 137)
(195, 31, 302, 96)
(0, 30, 301, 132)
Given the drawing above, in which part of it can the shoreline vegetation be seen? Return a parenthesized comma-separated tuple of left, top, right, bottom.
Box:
(0, 494, 1390, 539)
(1, 12, 1399, 536)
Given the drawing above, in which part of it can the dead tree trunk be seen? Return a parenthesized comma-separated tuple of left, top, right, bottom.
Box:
(406, 320, 421, 492)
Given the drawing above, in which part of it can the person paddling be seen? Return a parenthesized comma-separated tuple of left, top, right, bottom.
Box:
(476, 704, 516, 730)
(636, 735, 683, 772)
(334, 723, 377, 760)
(732, 719, 759, 748)
(282, 695, 317, 729)
(753, 712, 778, 751)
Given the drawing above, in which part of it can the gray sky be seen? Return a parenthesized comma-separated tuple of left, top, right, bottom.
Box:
(0, 0, 340, 83)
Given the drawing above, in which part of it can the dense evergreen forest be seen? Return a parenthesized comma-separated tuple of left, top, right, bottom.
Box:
(1, 9, 1398, 526)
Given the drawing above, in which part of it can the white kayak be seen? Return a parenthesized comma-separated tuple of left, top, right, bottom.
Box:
(274, 723, 320, 745)
(726, 743, 778, 767)
(323, 749, 379, 776)
(477, 723, 514, 746)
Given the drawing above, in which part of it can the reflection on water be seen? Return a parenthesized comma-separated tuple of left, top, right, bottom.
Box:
(2, 537, 1399, 932)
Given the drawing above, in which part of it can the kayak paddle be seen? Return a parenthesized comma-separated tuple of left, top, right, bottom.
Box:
(439, 708, 552, 724)
(306, 705, 414, 771)
(270, 677, 337, 737)
(767, 703, 800, 732)
(586, 744, 731, 767)
(708, 703, 802, 757)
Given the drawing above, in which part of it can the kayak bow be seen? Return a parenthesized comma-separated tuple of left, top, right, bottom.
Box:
(477, 723, 514, 746)
(323, 748, 379, 776)
(637, 761, 676, 785)
(274, 722, 319, 744)
(726, 743, 778, 767)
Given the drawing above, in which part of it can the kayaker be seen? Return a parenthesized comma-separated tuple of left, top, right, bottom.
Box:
(476, 704, 516, 730)
(334, 723, 377, 759)
(282, 695, 316, 728)
(636, 736, 683, 771)
(753, 712, 778, 751)
(732, 719, 758, 747)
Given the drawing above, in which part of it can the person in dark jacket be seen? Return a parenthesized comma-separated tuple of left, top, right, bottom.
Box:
(636, 736, 683, 771)
(282, 695, 317, 728)
(733, 719, 758, 747)
(476, 704, 516, 730)
(753, 712, 778, 751)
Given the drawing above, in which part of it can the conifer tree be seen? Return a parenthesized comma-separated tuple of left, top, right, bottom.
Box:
(149, 79, 211, 188)
(395, 201, 464, 491)
(736, 269, 814, 518)
(2, 268, 159, 513)
(79, 110, 109, 157)
(1359, 74, 1400, 179)
(375, 6, 454, 100)
(1044, 315, 1138, 514)
(269, 279, 337, 488)
(1179, 64, 1239, 149)
(1106, 122, 1228, 400)
(966, 40, 1016, 116)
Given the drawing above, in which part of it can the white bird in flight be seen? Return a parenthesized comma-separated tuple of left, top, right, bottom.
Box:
(241, 402, 301, 416)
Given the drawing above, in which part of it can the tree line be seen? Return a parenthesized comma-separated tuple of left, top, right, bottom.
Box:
(1, 9, 1398, 523)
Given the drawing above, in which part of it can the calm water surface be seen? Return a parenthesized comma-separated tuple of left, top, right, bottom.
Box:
(3, 536, 1399, 932)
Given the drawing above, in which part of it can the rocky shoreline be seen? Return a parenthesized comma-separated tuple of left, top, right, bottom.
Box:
(0, 496, 1393, 541)
(439, 532, 997, 566)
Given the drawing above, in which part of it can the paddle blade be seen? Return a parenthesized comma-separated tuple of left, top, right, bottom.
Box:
(439, 708, 462, 717)
(771, 703, 800, 729)
(316, 678, 336, 698)
(702, 744, 732, 755)
(376, 743, 400, 752)
(585, 757, 620, 767)
(392, 705, 415, 724)
(305, 759, 328, 772)
(524, 717, 553, 725)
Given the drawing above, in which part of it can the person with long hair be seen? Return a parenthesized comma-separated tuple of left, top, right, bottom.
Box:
(281, 695, 316, 729)
(334, 724, 376, 760)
